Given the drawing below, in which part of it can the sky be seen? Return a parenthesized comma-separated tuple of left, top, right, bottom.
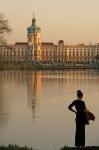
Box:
(0, 0, 99, 44)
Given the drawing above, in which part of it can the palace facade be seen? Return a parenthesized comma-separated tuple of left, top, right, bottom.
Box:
(0, 15, 99, 64)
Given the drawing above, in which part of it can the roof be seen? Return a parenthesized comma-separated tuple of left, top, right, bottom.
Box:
(58, 40, 64, 44)
(65, 45, 96, 49)
(14, 42, 28, 45)
(41, 42, 54, 45)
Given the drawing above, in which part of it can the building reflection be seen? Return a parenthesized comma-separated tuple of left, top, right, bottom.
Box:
(27, 71, 41, 119)
(40, 70, 99, 89)
(0, 72, 10, 129)
(0, 71, 42, 128)
(0, 70, 99, 129)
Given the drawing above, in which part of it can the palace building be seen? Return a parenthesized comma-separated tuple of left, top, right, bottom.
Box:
(27, 15, 41, 62)
(0, 15, 99, 64)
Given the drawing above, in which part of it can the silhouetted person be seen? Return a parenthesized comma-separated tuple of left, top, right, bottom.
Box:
(68, 90, 88, 149)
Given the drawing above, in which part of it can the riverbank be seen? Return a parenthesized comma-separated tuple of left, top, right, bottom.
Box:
(0, 63, 99, 70)
(61, 146, 99, 150)
(0, 145, 33, 150)
(0, 145, 99, 150)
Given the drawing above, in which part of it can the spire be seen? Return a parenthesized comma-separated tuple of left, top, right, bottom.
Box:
(33, 12, 34, 18)
(32, 12, 36, 26)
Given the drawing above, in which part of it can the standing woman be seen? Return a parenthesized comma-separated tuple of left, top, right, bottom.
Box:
(68, 90, 88, 148)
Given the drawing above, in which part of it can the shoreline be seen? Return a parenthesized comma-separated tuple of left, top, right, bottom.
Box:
(0, 145, 99, 150)
(0, 63, 99, 70)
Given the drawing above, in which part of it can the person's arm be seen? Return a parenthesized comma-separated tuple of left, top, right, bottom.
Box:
(68, 101, 77, 114)
(84, 107, 89, 112)
(83, 101, 89, 112)
(69, 108, 77, 114)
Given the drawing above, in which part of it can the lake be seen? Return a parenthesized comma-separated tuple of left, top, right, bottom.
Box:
(0, 70, 99, 150)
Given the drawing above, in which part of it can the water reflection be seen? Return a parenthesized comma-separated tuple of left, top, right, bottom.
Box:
(27, 71, 41, 118)
(0, 70, 99, 126)
(0, 70, 99, 149)
(0, 71, 41, 126)
(0, 75, 9, 128)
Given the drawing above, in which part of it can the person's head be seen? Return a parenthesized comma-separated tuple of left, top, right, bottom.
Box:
(77, 90, 83, 99)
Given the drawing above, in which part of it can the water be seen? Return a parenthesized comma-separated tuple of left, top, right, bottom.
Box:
(0, 70, 99, 150)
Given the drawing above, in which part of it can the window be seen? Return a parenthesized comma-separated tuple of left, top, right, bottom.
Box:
(42, 52, 44, 56)
(29, 37, 31, 42)
(7, 51, 9, 56)
(22, 51, 24, 56)
(46, 51, 48, 55)
(34, 50, 37, 56)
(18, 51, 20, 56)
(69, 51, 71, 56)
(38, 38, 40, 44)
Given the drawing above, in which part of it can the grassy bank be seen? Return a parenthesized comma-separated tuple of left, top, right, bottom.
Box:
(0, 145, 99, 150)
(0, 145, 33, 150)
(61, 146, 99, 150)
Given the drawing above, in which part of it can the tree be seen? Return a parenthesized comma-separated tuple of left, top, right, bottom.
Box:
(0, 13, 12, 45)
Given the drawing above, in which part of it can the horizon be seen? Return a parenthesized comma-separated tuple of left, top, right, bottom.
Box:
(1, 0, 99, 45)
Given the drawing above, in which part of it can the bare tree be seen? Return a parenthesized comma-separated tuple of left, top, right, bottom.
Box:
(0, 13, 12, 45)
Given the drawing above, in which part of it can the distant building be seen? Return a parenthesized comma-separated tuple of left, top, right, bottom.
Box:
(65, 44, 96, 64)
(0, 45, 14, 63)
(41, 42, 57, 63)
(13, 42, 32, 62)
(0, 43, 31, 63)
(57, 40, 65, 63)
(0, 15, 99, 64)
(27, 14, 41, 62)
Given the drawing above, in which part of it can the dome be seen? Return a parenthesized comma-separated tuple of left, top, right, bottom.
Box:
(27, 25, 41, 34)
(59, 40, 64, 44)
(27, 15, 41, 34)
